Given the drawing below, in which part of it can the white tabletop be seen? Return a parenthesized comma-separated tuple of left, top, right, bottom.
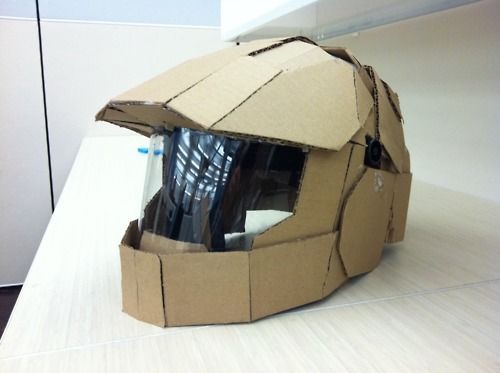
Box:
(1, 135, 498, 372)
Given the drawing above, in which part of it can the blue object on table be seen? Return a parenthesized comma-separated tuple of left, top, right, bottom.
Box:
(138, 147, 162, 155)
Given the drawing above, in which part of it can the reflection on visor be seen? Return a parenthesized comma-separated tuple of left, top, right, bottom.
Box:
(140, 127, 305, 251)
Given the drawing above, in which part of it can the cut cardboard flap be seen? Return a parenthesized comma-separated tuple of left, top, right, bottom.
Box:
(373, 71, 407, 173)
(212, 59, 360, 150)
(119, 244, 165, 326)
(250, 232, 335, 320)
(168, 56, 282, 128)
(386, 173, 412, 243)
(115, 37, 286, 103)
(97, 38, 378, 151)
(140, 231, 207, 255)
(162, 252, 250, 326)
(253, 145, 352, 248)
(338, 168, 395, 277)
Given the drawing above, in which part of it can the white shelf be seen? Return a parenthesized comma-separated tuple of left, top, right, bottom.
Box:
(221, 0, 480, 42)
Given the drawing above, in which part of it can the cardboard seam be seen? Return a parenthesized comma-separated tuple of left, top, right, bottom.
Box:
(250, 150, 310, 247)
(353, 70, 361, 124)
(157, 254, 167, 327)
(209, 70, 283, 129)
(381, 79, 403, 122)
(164, 68, 224, 105)
(321, 234, 339, 297)
(335, 167, 368, 276)
(248, 36, 317, 57)
(332, 144, 355, 232)
(132, 249, 140, 319)
(364, 66, 380, 141)
(247, 252, 252, 321)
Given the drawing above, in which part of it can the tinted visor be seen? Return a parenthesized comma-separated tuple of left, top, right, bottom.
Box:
(140, 127, 305, 251)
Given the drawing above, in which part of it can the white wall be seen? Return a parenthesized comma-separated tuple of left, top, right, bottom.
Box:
(0, 19, 53, 285)
(325, 0, 499, 202)
(0, 17, 226, 285)
(40, 21, 227, 201)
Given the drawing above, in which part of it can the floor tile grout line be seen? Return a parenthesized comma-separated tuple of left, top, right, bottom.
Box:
(0, 326, 211, 362)
(1, 277, 498, 362)
(291, 277, 500, 316)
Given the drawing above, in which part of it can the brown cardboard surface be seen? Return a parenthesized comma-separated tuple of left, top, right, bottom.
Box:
(350, 106, 376, 146)
(140, 231, 207, 255)
(161, 252, 250, 326)
(354, 70, 373, 127)
(374, 71, 406, 173)
(249, 232, 335, 320)
(383, 80, 403, 120)
(102, 37, 412, 327)
(121, 220, 141, 249)
(97, 38, 385, 152)
(104, 119, 154, 138)
(135, 251, 165, 326)
(119, 245, 139, 319)
(212, 59, 360, 150)
(340, 144, 366, 203)
(119, 244, 165, 327)
(253, 145, 352, 248)
(323, 47, 374, 92)
(322, 47, 361, 69)
(168, 56, 281, 128)
(386, 173, 412, 243)
(322, 232, 347, 296)
(115, 38, 284, 103)
(339, 168, 395, 277)
(252, 39, 319, 68)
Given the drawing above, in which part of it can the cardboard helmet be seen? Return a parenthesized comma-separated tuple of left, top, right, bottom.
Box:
(97, 37, 412, 327)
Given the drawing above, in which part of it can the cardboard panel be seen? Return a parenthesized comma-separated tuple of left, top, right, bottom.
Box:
(374, 71, 406, 173)
(212, 59, 360, 150)
(350, 106, 376, 146)
(140, 231, 207, 255)
(339, 168, 395, 277)
(96, 106, 143, 124)
(278, 47, 333, 71)
(383, 80, 403, 120)
(322, 47, 361, 69)
(167, 56, 281, 128)
(323, 47, 374, 92)
(386, 173, 412, 243)
(119, 244, 165, 327)
(162, 252, 250, 326)
(115, 38, 284, 103)
(334, 144, 366, 230)
(253, 145, 352, 248)
(250, 232, 335, 320)
(252, 39, 318, 68)
(402, 147, 411, 173)
(322, 233, 347, 296)
(119, 244, 139, 319)
(134, 251, 165, 326)
(354, 70, 373, 127)
(342, 144, 367, 200)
